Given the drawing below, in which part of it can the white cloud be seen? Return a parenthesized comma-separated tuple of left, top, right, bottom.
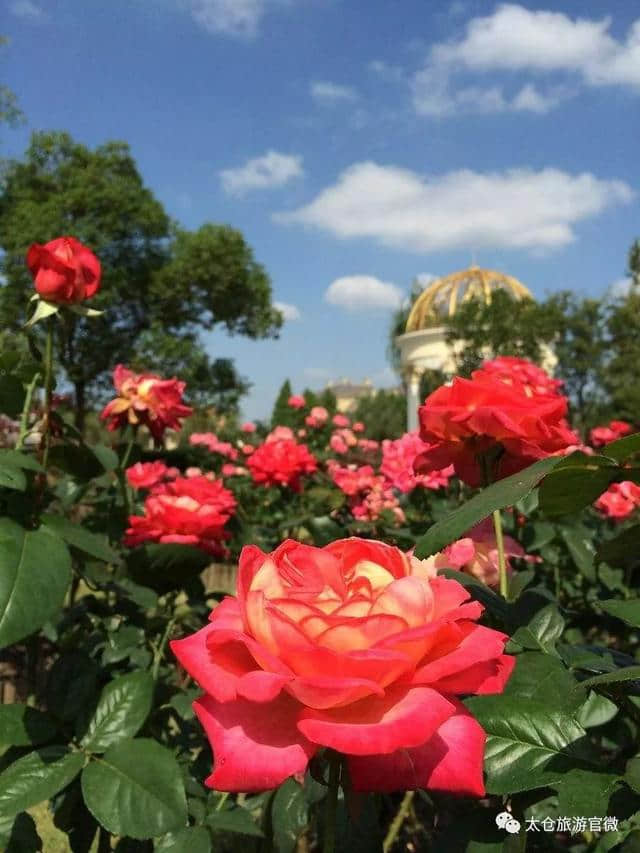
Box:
(276, 161, 633, 254)
(185, 0, 277, 38)
(412, 5, 640, 116)
(608, 277, 634, 299)
(310, 81, 358, 103)
(416, 272, 438, 288)
(324, 275, 404, 312)
(10, 0, 45, 20)
(220, 150, 303, 195)
(274, 301, 301, 321)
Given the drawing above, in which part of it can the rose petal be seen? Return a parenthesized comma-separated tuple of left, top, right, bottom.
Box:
(347, 700, 485, 795)
(194, 693, 317, 792)
(431, 654, 515, 695)
(297, 686, 455, 755)
(286, 675, 384, 710)
(411, 624, 508, 685)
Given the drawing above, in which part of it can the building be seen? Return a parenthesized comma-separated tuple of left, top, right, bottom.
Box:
(395, 266, 546, 430)
(325, 378, 374, 413)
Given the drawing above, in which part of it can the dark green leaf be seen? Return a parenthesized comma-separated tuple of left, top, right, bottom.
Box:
(0, 520, 71, 648)
(81, 739, 187, 840)
(554, 768, 620, 818)
(1, 812, 42, 852)
(436, 568, 511, 621)
(0, 450, 43, 472)
(600, 432, 640, 463)
(465, 695, 591, 793)
(561, 526, 597, 581)
(52, 781, 98, 853)
(577, 665, 640, 689)
(539, 464, 618, 517)
(0, 465, 26, 491)
(41, 514, 118, 563)
(414, 457, 561, 558)
(0, 374, 25, 418)
(511, 604, 564, 654)
(207, 808, 264, 837)
(575, 691, 619, 728)
(598, 599, 640, 628)
(154, 826, 211, 853)
(45, 652, 100, 724)
(625, 755, 640, 795)
(271, 778, 309, 853)
(0, 704, 58, 748)
(307, 516, 345, 546)
(596, 525, 640, 570)
(48, 444, 104, 481)
(0, 746, 84, 817)
(127, 543, 210, 594)
(81, 672, 154, 753)
(503, 652, 585, 713)
(335, 795, 382, 853)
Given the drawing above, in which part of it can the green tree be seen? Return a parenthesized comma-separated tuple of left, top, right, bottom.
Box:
(0, 131, 281, 429)
(271, 379, 294, 427)
(0, 38, 24, 136)
(602, 288, 640, 425)
(353, 389, 406, 440)
(444, 290, 561, 377)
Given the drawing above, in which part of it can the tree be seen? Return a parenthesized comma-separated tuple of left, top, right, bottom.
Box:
(0, 131, 281, 429)
(353, 389, 406, 440)
(444, 290, 561, 377)
(271, 379, 294, 427)
(1, 38, 24, 136)
(602, 289, 640, 424)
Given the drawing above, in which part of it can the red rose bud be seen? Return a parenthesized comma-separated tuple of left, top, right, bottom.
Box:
(26, 236, 101, 305)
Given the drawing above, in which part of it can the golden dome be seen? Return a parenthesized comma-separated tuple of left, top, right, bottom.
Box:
(405, 266, 534, 333)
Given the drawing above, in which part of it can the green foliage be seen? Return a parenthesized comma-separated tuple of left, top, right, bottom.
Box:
(271, 378, 295, 427)
(353, 388, 405, 440)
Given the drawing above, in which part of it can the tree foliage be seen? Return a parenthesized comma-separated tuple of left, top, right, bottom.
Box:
(353, 389, 406, 440)
(0, 131, 281, 426)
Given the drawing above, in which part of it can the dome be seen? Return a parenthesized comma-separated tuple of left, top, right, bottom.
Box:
(405, 266, 534, 333)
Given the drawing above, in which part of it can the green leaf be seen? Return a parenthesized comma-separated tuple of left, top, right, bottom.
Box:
(127, 543, 211, 594)
(577, 665, 640, 689)
(155, 826, 211, 853)
(503, 652, 585, 713)
(0, 450, 43, 472)
(625, 755, 640, 795)
(41, 514, 118, 564)
(539, 464, 619, 517)
(561, 526, 597, 581)
(271, 778, 309, 853)
(511, 604, 564, 654)
(0, 464, 26, 491)
(81, 739, 187, 840)
(576, 691, 619, 728)
(69, 304, 104, 318)
(0, 704, 58, 749)
(553, 768, 620, 818)
(414, 457, 561, 558)
(81, 672, 154, 753)
(0, 520, 71, 648)
(596, 525, 640, 570)
(465, 695, 591, 793)
(598, 598, 640, 628)
(206, 808, 264, 837)
(0, 374, 25, 418)
(0, 746, 84, 818)
(48, 444, 105, 481)
(307, 515, 345, 546)
(46, 652, 100, 724)
(600, 432, 640, 463)
(0, 812, 42, 852)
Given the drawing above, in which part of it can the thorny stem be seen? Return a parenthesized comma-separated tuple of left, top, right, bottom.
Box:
(151, 615, 176, 681)
(118, 434, 136, 520)
(40, 318, 54, 472)
(383, 790, 415, 853)
(16, 370, 41, 450)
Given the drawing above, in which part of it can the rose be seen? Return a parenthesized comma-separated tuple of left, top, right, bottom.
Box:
(416, 374, 577, 487)
(287, 395, 306, 409)
(171, 538, 514, 793)
(595, 481, 640, 520)
(100, 365, 193, 441)
(126, 461, 169, 490)
(332, 414, 350, 427)
(475, 356, 563, 397)
(590, 420, 633, 448)
(381, 432, 453, 493)
(421, 518, 539, 588)
(247, 439, 317, 491)
(26, 236, 101, 304)
(241, 422, 256, 433)
(125, 474, 236, 554)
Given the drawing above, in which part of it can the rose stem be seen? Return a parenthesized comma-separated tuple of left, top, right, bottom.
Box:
(41, 317, 54, 472)
(492, 509, 508, 597)
(15, 370, 41, 450)
(323, 750, 341, 853)
(117, 432, 136, 520)
(383, 790, 415, 853)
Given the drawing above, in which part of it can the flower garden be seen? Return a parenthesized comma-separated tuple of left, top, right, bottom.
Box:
(1, 236, 640, 851)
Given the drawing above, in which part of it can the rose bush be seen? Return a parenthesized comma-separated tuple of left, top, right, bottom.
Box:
(172, 537, 514, 794)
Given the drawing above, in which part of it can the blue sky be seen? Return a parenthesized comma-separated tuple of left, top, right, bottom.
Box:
(3, 1, 639, 420)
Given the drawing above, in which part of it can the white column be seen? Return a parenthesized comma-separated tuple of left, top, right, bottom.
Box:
(406, 369, 421, 433)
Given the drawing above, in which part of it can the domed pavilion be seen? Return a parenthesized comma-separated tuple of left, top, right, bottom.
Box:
(395, 266, 536, 431)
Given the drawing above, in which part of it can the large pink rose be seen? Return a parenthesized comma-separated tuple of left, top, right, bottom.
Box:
(26, 236, 101, 304)
(171, 538, 514, 794)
